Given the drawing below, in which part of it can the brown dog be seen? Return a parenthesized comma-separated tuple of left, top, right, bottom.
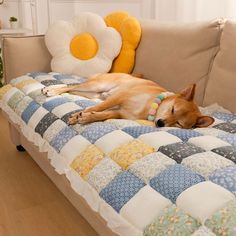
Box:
(42, 73, 214, 128)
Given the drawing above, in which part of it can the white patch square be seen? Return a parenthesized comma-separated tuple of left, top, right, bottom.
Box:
(138, 131, 181, 150)
(60, 135, 91, 166)
(120, 185, 172, 230)
(176, 181, 235, 223)
(94, 130, 134, 154)
(188, 136, 230, 151)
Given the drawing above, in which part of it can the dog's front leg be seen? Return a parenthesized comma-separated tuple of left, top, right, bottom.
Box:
(68, 110, 121, 125)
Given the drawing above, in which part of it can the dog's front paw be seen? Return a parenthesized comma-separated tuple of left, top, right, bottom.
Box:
(68, 111, 94, 125)
(41, 87, 57, 97)
(68, 112, 82, 125)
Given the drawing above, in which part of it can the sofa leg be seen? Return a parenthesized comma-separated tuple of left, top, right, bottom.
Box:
(16, 145, 26, 152)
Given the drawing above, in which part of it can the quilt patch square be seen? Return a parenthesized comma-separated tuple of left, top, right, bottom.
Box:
(106, 119, 140, 129)
(35, 113, 58, 137)
(205, 200, 236, 236)
(176, 181, 235, 223)
(42, 97, 70, 112)
(28, 72, 49, 78)
(159, 142, 204, 163)
(214, 122, 236, 134)
(74, 99, 97, 109)
(50, 126, 78, 152)
(150, 164, 205, 203)
(70, 145, 104, 178)
(209, 166, 236, 194)
(41, 79, 64, 86)
(188, 136, 230, 151)
(52, 102, 82, 118)
(144, 205, 200, 236)
(109, 139, 155, 170)
(217, 133, 236, 146)
(21, 101, 41, 124)
(120, 185, 172, 230)
(212, 112, 236, 122)
(15, 96, 33, 116)
(99, 171, 145, 212)
(212, 146, 236, 163)
(43, 119, 67, 142)
(139, 131, 182, 151)
(182, 151, 234, 178)
(81, 122, 117, 144)
(7, 91, 25, 110)
(87, 158, 122, 192)
(129, 152, 176, 183)
(167, 129, 202, 142)
(122, 126, 158, 138)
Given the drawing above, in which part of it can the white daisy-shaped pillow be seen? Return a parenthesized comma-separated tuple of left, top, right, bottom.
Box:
(45, 12, 122, 77)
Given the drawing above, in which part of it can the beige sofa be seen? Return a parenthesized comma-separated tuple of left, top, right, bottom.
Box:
(2, 19, 236, 235)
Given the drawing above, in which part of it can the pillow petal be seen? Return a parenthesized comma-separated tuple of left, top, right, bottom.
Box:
(105, 12, 142, 73)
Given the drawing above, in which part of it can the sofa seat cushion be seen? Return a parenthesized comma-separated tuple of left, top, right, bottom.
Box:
(1, 72, 236, 236)
(204, 20, 236, 113)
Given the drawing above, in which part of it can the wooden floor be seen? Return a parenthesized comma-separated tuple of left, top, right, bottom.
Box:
(0, 111, 98, 236)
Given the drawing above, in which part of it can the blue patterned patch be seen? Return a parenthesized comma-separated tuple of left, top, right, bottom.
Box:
(53, 74, 75, 80)
(213, 122, 236, 134)
(212, 112, 236, 122)
(41, 80, 64, 86)
(42, 97, 70, 112)
(99, 171, 145, 212)
(150, 164, 205, 203)
(81, 122, 117, 143)
(28, 72, 48, 78)
(21, 101, 41, 124)
(50, 126, 78, 152)
(122, 126, 159, 138)
(74, 100, 97, 109)
(35, 113, 58, 137)
(167, 129, 202, 142)
(217, 133, 236, 146)
(209, 166, 236, 193)
(159, 142, 205, 163)
(212, 146, 236, 163)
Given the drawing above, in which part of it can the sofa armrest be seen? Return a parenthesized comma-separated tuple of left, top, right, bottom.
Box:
(2, 35, 52, 83)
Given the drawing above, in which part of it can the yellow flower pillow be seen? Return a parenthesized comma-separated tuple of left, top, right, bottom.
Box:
(45, 12, 122, 77)
(105, 12, 142, 73)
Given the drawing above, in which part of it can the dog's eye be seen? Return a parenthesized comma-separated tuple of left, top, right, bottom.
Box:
(171, 106, 174, 114)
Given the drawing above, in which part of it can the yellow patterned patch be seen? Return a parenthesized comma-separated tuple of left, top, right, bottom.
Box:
(70, 145, 104, 178)
(0, 84, 13, 99)
(109, 140, 154, 170)
(15, 79, 38, 90)
(105, 12, 141, 73)
(136, 120, 155, 127)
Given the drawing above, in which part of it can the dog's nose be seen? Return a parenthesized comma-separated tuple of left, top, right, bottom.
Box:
(155, 119, 165, 127)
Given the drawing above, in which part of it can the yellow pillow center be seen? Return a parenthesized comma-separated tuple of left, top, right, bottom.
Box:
(70, 33, 98, 60)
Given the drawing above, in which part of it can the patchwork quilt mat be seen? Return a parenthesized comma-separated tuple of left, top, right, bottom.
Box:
(0, 72, 236, 236)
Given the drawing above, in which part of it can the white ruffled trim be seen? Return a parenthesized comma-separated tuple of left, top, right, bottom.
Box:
(0, 100, 142, 236)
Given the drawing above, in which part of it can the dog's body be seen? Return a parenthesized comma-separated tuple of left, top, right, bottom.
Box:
(42, 73, 214, 128)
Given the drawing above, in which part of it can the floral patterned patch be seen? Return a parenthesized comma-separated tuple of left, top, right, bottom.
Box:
(182, 151, 234, 178)
(205, 200, 236, 236)
(7, 91, 25, 110)
(129, 152, 176, 183)
(70, 145, 104, 178)
(144, 205, 201, 236)
(109, 139, 154, 170)
(167, 129, 202, 142)
(87, 157, 122, 192)
(122, 126, 158, 138)
(209, 166, 236, 194)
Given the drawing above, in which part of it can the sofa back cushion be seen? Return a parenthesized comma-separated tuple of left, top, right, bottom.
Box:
(133, 20, 222, 105)
(203, 20, 236, 113)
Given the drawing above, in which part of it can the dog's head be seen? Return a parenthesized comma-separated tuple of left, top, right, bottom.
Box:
(155, 84, 214, 129)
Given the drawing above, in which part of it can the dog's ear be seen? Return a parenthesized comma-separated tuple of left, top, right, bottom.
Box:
(195, 116, 215, 128)
(180, 84, 196, 101)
